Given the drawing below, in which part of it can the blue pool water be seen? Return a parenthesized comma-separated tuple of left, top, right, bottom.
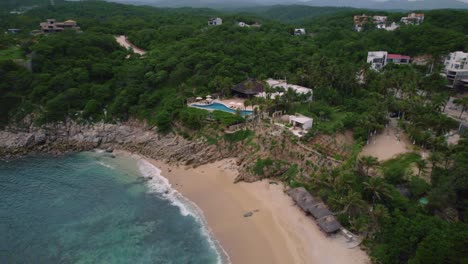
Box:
(0, 152, 226, 263)
(191, 102, 253, 116)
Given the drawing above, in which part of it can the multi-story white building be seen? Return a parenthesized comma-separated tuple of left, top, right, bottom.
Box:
(294, 28, 306, 35)
(208, 17, 222, 26)
(401, 13, 425, 25)
(442, 51, 468, 89)
(367, 51, 411, 71)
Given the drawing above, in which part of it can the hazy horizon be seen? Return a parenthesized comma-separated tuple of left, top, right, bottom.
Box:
(104, 0, 468, 10)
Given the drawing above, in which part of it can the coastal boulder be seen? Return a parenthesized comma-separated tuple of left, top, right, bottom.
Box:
(34, 130, 47, 145)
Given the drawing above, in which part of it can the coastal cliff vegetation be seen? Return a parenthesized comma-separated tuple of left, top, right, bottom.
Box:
(1, 1, 467, 263)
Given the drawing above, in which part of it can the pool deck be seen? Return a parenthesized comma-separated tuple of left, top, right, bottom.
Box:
(190, 99, 254, 111)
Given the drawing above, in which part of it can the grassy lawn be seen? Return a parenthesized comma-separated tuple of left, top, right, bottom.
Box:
(0, 46, 23, 61)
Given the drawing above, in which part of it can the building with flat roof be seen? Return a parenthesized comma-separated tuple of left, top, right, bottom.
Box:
(367, 51, 411, 71)
(208, 17, 222, 26)
(442, 51, 468, 89)
(401, 13, 425, 25)
(265, 79, 313, 101)
(38, 19, 80, 34)
(294, 28, 306, 35)
(354, 14, 389, 31)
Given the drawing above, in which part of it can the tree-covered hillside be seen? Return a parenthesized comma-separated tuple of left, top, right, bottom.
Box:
(0, 2, 467, 263)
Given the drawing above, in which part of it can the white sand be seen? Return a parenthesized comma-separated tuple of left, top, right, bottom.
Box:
(117, 150, 369, 264)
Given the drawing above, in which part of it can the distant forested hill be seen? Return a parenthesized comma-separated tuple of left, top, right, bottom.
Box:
(0, 0, 61, 11)
(234, 5, 354, 24)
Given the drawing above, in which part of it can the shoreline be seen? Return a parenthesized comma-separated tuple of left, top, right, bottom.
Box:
(117, 150, 370, 264)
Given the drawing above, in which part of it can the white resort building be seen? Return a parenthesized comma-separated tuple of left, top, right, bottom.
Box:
(294, 28, 306, 35)
(442, 51, 468, 89)
(264, 79, 313, 101)
(401, 13, 425, 25)
(208, 17, 222, 26)
(367, 51, 411, 71)
(289, 115, 313, 137)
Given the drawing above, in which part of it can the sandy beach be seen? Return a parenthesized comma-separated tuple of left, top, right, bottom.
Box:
(118, 150, 369, 264)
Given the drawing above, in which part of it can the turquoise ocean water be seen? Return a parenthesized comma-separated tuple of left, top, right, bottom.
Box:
(0, 151, 226, 264)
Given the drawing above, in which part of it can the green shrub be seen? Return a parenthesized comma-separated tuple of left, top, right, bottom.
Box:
(253, 157, 274, 176)
(224, 129, 253, 143)
(212, 110, 244, 126)
(179, 107, 208, 129)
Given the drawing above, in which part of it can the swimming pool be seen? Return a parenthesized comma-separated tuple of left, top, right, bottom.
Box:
(191, 102, 253, 116)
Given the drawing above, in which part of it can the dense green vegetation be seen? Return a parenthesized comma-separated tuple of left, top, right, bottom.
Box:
(0, 1, 467, 263)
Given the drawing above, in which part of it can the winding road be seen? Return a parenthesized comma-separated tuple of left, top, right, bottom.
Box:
(114, 35, 146, 55)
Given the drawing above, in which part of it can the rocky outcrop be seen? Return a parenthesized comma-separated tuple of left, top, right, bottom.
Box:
(0, 121, 232, 167)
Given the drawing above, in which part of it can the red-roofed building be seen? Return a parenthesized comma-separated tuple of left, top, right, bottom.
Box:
(367, 51, 411, 71)
(387, 54, 411, 64)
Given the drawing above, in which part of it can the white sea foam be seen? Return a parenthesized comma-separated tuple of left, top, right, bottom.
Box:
(137, 159, 231, 264)
(96, 161, 115, 170)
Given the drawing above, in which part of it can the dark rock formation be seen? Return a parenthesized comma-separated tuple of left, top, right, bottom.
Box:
(0, 121, 233, 168)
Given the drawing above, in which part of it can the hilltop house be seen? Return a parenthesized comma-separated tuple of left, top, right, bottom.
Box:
(442, 51, 468, 89)
(367, 51, 410, 71)
(373, 15, 388, 29)
(238, 22, 248, 27)
(36, 19, 80, 34)
(294, 28, 306, 35)
(386, 22, 400, 31)
(7, 29, 21, 34)
(354, 14, 388, 31)
(265, 79, 313, 101)
(208, 17, 222, 26)
(238, 22, 261, 28)
(401, 13, 425, 25)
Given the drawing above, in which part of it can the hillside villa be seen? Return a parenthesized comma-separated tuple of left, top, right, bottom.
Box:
(7, 29, 21, 34)
(367, 51, 411, 71)
(238, 22, 261, 28)
(354, 13, 424, 32)
(294, 28, 306, 35)
(442, 51, 468, 89)
(265, 79, 313, 101)
(231, 78, 313, 101)
(401, 13, 425, 25)
(289, 115, 313, 137)
(353, 14, 388, 31)
(33, 19, 80, 34)
(208, 17, 222, 26)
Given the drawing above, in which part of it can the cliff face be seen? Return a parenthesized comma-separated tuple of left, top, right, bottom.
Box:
(0, 121, 231, 167)
(1, 120, 343, 183)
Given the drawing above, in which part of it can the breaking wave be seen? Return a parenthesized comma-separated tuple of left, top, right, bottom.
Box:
(137, 159, 230, 264)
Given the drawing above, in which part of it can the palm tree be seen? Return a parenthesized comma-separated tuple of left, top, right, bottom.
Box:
(453, 97, 468, 119)
(340, 191, 368, 217)
(428, 152, 442, 176)
(415, 159, 427, 177)
(363, 178, 392, 205)
(243, 99, 251, 111)
(358, 155, 379, 176)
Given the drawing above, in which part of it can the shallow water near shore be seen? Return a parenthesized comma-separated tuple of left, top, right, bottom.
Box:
(0, 151, 224, 263)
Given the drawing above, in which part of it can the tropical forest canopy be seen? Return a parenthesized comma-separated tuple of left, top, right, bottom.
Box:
(0, 1, 467, 263)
